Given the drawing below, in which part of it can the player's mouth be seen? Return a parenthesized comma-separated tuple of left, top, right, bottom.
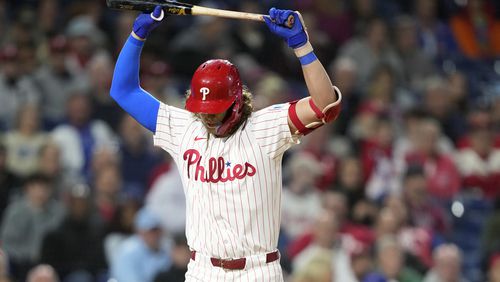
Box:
(204, 121, 219, 128)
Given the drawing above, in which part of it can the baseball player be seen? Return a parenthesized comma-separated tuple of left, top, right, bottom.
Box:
(110, 6, 342, 281)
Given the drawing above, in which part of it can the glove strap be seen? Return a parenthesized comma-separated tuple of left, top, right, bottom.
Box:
(294, 41, 313, 58)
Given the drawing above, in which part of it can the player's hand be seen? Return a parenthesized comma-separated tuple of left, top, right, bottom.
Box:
(264, 8, 308, 49)
(132, 6, 164, 40)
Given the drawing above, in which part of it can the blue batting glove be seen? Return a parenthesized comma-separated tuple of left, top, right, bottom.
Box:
(132, 6, 164, 40)
(264, 8, 308, 49)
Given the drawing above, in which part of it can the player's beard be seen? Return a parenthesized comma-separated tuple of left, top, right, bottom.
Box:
(204, 122, 222, 135)
(200, 111, 227, 136)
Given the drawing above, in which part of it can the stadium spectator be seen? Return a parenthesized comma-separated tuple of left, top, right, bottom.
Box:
(300, 125, 348, 190)
(414, 0, 458, 60)
(146, 166, 185, 234)
(141, 60, 184, 108)
(446, 71, 468, 113)
(382, 195, 434, 270)
(153, 234, 190, 282)
(322, 190, 374, 251)
(292, 248, 333, 282)
(92, 164, 121, 224)
(328, 57, 361, 135)
(37, 0, 58, 35)
(111, 207, 171, 282)
(421, 77, 466, 142)
(119, 115, 161, 199)
(363, 116, 400, 201)
(393, 15, 437, 93)
(88, 146, 120, 185)
(104, 196, 142, 267)
(334, 156, 365, 211)
(51, 93, 116, 179)
(449, 0, 500, 59)
(455, 117, 500, 199)
(393, 108, 454, 171)
(363, 235, 422, 282)
(65, 15, 106, 73)
(404, 118, 461, 200)
(26, 264, 59, 282)
(364, 63, 408, 116)
(87, 51, 124, 130)
(4, 104, 48, 178)
(423, 243, 468, 282)
(292, 209, 357, 282)
(0, 174, 64, 279)
(253, 73, 291, 111)
(40, 183, 106, 281)
(374, 208, 400, 239)
(374, 206, 431, 272)
(282, 152, 322, 240)
(0, 43, 40, 130)
(350, 246, 374, 281)
(349, 0, 377, 35)
(402, 165, 449, 236)
(17, 41, 38, 81)
(33, 34, 84, 127)
(37, 143, 67, 197)
(338, 17, 402, 88)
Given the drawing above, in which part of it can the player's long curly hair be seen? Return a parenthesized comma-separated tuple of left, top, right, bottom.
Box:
(185, 86, 253, 137)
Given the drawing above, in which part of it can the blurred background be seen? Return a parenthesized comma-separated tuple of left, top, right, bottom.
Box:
(0, 0, 499, 281)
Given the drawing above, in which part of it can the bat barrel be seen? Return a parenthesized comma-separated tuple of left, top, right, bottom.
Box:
(106, 0, 275, 26)
(107, 0, 155, 12)
(106, 0, 193, 13)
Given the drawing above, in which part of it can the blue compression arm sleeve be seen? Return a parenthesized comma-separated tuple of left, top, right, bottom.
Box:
(110, 35, 160, 133)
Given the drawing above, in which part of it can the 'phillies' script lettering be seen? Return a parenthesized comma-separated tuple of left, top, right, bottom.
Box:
(183, 149, 256, 183)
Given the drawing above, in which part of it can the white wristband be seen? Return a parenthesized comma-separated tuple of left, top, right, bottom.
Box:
(294, 41, 313, 58)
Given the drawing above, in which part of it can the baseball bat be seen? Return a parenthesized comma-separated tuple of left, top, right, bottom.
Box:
(106, 0, 294, 28)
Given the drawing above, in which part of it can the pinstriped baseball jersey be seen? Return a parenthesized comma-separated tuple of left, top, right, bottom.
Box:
(153, 102, 299, 259)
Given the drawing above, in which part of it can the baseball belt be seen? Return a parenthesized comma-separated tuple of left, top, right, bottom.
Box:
(190, 250, 280, 270)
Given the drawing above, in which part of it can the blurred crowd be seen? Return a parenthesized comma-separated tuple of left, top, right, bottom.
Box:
(0, 0, 499, 281)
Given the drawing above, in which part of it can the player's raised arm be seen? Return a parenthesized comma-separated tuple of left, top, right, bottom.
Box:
(264, 8, 342, 135)
(110, 6, 165, 133)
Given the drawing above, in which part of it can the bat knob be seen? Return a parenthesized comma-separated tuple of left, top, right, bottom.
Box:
(286, 14, 295, 28)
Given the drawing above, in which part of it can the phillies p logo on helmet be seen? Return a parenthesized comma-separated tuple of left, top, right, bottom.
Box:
(200, 87, 210, 101)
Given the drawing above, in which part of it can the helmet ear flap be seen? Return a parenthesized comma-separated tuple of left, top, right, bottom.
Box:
(216, 93, 244, 136)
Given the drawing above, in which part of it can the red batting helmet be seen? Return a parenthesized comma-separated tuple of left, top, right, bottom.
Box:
(186, 59, 244, 136)
(186, 59, 242, 114)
